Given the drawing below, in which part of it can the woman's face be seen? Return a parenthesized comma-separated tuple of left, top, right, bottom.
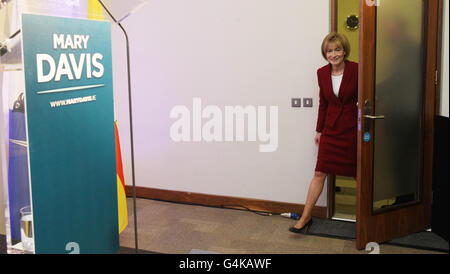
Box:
(326, 42, 346, 66)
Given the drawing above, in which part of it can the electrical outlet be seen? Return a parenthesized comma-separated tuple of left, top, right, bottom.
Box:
(292, 98, 301, 108)
(303, 98, 313, 107)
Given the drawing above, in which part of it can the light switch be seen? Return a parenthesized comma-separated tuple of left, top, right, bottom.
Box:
(303, 98, 313, 107)
(292, 98, 301, 108)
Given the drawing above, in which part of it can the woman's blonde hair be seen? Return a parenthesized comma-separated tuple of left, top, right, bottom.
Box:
(321, 32, 351, 60)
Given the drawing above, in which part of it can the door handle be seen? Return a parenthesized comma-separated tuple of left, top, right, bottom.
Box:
(364, 115, 385, 120)
(363, 100, 385, 132)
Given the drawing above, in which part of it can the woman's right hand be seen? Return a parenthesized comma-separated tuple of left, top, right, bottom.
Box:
(314, 132, 322, 146)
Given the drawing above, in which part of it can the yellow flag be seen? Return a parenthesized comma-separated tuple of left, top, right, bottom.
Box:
(87, 1, 129, 234)
(87, 0, 105, 21)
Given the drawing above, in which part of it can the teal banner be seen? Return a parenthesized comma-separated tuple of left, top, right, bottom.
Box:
(21, 14, 118, 254)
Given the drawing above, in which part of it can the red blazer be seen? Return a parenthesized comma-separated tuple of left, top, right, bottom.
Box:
(316, 60, 358, 134)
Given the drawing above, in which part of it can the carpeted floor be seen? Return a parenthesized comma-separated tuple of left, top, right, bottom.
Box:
(0, 234, 5, 254)
(307, 217, 449, 253)
(118, 198, 448, 254)
(307, 218, 356, 240)
(388, 231, 449, 252)
(0, 234, 156, 254)
(1, 198, 448, 254)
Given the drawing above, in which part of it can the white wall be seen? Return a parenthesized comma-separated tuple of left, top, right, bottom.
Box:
(0, 76, 5, 236)
(441, 0, 449, 118)
(0, 78, 5, 236)
(111, 0, 331, 206)
(0, 2, 13, 236)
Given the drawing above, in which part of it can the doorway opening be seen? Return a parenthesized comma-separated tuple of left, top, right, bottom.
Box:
(333, 176, 356, 221)
(329, 0, 359, 222)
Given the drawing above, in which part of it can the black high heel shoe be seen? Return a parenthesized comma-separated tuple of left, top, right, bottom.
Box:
(289, 218, 313, 234)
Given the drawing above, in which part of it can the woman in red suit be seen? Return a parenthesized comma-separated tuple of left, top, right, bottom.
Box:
(290, 33, 358, 233)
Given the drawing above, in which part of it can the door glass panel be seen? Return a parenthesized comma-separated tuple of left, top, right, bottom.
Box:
(372, 0, 424, 212)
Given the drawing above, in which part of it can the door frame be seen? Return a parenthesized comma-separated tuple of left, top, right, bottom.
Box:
(435, 0, 445, 115)
(327, 0, 338, 220)
(356, 0, 441, 250)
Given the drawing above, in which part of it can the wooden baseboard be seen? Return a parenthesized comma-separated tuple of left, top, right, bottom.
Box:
(125, 186, 327, 219)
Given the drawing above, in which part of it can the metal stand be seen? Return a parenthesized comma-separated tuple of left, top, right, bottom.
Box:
(98, 0, 139, 254)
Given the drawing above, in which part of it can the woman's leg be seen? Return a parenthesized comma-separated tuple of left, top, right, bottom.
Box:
(293, 171, 327, 229)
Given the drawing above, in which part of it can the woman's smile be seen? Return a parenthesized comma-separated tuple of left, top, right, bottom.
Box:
(326, 43, 346, 66)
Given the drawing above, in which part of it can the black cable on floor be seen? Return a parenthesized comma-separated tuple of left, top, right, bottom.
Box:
(218, 204, 279, 217)
(134, 196, 281, 217)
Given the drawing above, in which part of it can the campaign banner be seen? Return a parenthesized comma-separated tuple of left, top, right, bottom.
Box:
(21, 14, 118, 254)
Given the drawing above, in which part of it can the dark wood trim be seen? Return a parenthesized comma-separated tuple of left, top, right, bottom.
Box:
(331, 0, 338, 32)
(356, 0, 438, 250)
(356, 0, 376, 250)
(327, 0, 339, 219)
(435, 0, 444, 115)
(422, 0, 439, 228)
(327, 175, 335, 219)
(125, 186, 327, 219)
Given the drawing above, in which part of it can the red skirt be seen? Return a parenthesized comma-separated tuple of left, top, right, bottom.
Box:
(315, 125, 357, 178)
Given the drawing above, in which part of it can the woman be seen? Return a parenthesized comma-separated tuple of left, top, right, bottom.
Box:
(289, 33, 358, 233)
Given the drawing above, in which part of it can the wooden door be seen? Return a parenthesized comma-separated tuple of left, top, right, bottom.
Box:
(356, 0, 440, 249)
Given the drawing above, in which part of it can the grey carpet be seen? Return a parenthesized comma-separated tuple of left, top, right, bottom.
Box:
(189, 249, 220, 254)
(307, 218, 356, 240)
(117, 246, 158, 254)
(388, 231, 449, 252)
(0, 234, 5, 254)
(306, 218, 449, 253)
(0, 234, 156, 254)
(3, 214, 448, 254)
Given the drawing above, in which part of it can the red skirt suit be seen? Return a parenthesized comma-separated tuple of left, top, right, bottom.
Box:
(315, 60, 358, 178)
